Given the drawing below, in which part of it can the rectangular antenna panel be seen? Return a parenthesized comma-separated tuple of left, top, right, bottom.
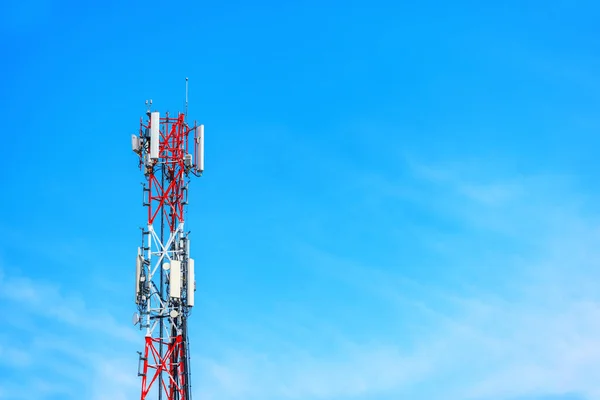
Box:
(131, 134, 140, 152)
(150, 112, 160, 159)
(135, 249, 142, 302)
(170, 260, 182, 299)
(195, 125, 204, 172)
(187, 258, 195, 307)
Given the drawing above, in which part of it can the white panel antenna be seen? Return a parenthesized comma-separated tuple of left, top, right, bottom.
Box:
(135, 248, 142, 302)
(187, 258, 195, 307)
(195, 125, 204, 173)
(170, 260, 182, 299)
(131, 135, 140, 152)
(150, 112, 160, 159)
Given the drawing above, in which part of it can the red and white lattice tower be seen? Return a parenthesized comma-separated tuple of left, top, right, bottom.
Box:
(131, 93, 204, 400)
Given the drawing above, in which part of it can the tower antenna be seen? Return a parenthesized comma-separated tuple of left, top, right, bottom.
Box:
(130, 88, 206, 400)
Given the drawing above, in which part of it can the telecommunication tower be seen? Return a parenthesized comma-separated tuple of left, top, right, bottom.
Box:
(131, 81, 204, 400)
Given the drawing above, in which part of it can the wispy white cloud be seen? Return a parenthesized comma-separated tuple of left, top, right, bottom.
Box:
(190, 159, 600, 400)
(195, 343, 432, 400)
(89, 357, 140, 400)
(0, 260, 140, 400)
(0, 267, 138, 344)
(325, 161, 600, 400)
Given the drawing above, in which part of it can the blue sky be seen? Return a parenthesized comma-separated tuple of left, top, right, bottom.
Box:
(2, 1, 600, 399)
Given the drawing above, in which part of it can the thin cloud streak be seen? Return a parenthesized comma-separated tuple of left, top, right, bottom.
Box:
(0, 261, 140, 400)
(0, 267, 138, 344)
(310, 161, 600, 399)
(193, 161, 600, 400)
(195, 344, 433, 400)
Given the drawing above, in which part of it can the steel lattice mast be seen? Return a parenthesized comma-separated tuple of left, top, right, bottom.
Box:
(131, 93, 204, 400)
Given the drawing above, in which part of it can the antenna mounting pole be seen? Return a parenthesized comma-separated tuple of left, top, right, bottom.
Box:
(185, 77, 189, 121)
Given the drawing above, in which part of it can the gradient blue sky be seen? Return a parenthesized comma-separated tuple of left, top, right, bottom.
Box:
(2, 1, 600, 399)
